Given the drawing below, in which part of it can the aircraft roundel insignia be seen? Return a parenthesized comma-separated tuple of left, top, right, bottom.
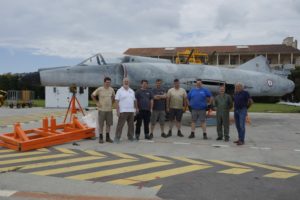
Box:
(267, 79, 273, 87)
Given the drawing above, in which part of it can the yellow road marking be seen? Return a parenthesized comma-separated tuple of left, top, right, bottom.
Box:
(0, 151, 46, 159)
(110, 152, 137, 160)
(264, 172, 299, 179)
(140, 154, 171, 162)
(286, 165, 300, 171)
(0, 156, 100, 172)
(0, 153, 72, 166)
(54, 148, 77, 154)
(31, 158, 136, 176)
(218, 168, 253, 175)
(0, 149, 15, 154)
(243, 162, 291, 172)
(172, 156, 211, 165)
(151, 185, 163, 190)
(67, 161, 172, 180)
(109, 165, 211, 185)
(37, 148, 50, 152)
(84, 150, 106, 157)
(209, 160, 250, 169)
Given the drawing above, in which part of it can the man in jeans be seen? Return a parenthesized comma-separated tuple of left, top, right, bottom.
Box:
(187, 79, 212, 139)
(166, 79, 187, 137)
(114, 78, 138, 143)
(233, 82, 253, 145)
(150, 79, 167, 138)
(135, 80, 153, 140)
(91, 77, 115, 143)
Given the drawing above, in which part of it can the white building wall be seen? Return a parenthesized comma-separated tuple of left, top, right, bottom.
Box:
(45, 87, 88, 108)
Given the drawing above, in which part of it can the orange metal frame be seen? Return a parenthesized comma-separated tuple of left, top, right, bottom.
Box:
(0, 116, 95, 152)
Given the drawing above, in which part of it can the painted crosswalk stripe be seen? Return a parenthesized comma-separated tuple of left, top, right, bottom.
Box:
(37, 148, 50, 152)
(0, 153, 72, 167)
(109, 165, 211, 185)
(84, 150, 106, 157)
(0, 190, 17, 197)
(264, 172, 299, 179)
(243, 162, 291, 172)
(54, 148, 77, 154)
(0, 149, 15, 154)
(209, 160, 250, 169)
(151, 185, 163, 190)
(31, 158, 136, 176)
(0, 156, 100, 172)
(140, 154, 171, 162)
(286, 165, 300, 171)
(67, 161, 173, 180)
(218, 168, 253, 175)
(0, 151, 46, 159)
(172, 156, 211, 165)
(110, 152, 137, 160)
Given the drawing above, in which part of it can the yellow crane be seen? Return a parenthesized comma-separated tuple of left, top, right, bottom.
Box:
(175, 49, 208, 64)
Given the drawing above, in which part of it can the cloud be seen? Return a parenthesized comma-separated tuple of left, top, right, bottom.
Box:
(0, 0, 299, 60)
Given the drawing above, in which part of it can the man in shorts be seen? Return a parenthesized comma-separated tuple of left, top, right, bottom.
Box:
(187, 79, 212, 139)
(91, 77, 115, 143)
(150, 79, 167, 138)
(166, 79, 187, 137)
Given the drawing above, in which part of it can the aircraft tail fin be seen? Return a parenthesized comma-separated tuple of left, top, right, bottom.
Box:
(237, 55, 271, 73)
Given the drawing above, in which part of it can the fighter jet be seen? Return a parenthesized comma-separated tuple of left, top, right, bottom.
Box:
(39, 53, 295, 99)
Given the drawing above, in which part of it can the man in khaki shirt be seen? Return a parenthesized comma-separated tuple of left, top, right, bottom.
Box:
(166, 79, 187, 137)
(91, 77, 115, 143)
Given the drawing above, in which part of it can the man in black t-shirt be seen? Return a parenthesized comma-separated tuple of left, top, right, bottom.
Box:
(135, 80, 153, 140)
(150, 79, 167, 138)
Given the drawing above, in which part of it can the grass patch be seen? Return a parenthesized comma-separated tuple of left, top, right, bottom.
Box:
(248, 103, 300, 113)
(33, 99, 45, 107)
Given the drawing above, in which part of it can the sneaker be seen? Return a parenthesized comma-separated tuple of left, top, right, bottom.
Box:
(234, 140, 240, 144)
(145, 134, 152, 140)
(224, 138, 229, 142)
(161, 133, 167, 138)
(106, 133, 113, 143)
(149, 133, 153, 139)
(203, 133, 208, 140)
(188, 132, 195, 139)
(167, 130, 172, 137)
(237, 141, 244, 145)
(177, 130, 184, 137)
(99, 134, 104, 144)
(135, 136, 140, 141)
(216, 137, 223, 141)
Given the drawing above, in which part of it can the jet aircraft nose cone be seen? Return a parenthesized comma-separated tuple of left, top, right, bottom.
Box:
(287, 80, 295, 93)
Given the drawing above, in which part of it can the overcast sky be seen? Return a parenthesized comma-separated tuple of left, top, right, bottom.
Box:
(0, 0, 299, 74)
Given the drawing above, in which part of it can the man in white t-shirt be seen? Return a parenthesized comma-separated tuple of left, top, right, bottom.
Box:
(114, 78, 138, 143)
(91, 77, 115, 143)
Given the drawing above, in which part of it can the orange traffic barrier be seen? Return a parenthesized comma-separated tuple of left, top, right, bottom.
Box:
(0, 116, 95, 152)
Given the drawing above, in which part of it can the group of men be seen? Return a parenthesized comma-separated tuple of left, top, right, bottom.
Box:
(91, 77, 252, 146)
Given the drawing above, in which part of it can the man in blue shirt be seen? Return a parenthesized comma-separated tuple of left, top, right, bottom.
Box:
(233, 82, 253, 145)
(187, 79, 212, 139)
